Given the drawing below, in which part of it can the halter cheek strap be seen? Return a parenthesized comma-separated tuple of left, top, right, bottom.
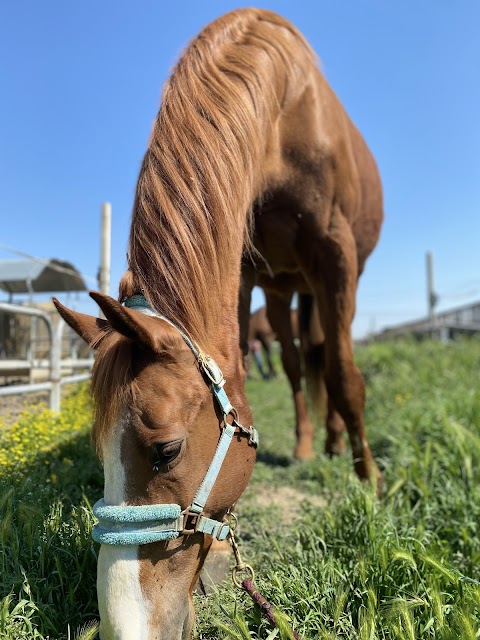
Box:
(92, 295, 258, 545)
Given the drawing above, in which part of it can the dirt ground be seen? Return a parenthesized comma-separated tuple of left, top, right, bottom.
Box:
(0, 391, 51, 426)
(255, 484, 325, 517)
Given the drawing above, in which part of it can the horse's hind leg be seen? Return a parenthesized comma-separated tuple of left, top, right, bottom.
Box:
(300, 295, 345, 456)
(265, 291, 315, 460)
(239, 261, 256, 376)
(326, 397, 346, 456)
(251, 340, 268, 379)
(259, 335, 276, 378)
(300, 209, 381, 487)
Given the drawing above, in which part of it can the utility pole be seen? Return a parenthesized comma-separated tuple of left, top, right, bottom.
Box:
(426, 251, 438, 331)
(98, 203, 111, 316)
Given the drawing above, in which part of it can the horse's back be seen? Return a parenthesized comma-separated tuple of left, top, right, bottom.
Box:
(253, 38, 383, 285)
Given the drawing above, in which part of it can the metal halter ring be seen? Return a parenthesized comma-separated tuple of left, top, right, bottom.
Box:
(232, 563, 255, 589)
(224, 407, 240, 426)
(226, 511, 238, 532)
(225, 407, 248, 434)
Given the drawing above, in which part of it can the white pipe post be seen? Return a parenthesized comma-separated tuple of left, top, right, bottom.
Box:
(98, 203, 112, 317)
(99, 202, 111, 295)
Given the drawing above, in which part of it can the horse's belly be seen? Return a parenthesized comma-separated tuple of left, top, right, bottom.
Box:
(251, 209, 311, 294)
(252, 209, 301, 272)
(253, 243, 299, 274)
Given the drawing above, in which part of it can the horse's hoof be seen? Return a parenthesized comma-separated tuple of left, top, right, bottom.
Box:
(374, 467, 384, 498)
(294, 445, 315, 461)
(357, 465, 383, 497)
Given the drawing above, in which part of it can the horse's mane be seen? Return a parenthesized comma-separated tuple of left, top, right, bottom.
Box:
(124, 8, 316, 346)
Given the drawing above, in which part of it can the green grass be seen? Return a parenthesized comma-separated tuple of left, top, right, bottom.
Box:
(1, 339, 480, 638)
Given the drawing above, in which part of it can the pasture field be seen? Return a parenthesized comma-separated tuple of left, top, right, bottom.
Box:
(1, 339, 480, 639)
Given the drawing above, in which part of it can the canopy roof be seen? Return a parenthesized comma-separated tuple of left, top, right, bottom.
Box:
(0, 259, 87, 294)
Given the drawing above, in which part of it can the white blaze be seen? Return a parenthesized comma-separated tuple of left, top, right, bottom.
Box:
(97, 418, 150, 640)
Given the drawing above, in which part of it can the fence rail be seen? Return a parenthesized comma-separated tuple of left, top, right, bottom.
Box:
(0, 302, 93, 411)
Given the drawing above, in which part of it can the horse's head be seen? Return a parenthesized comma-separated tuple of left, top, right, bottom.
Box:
(53, 292, 256, 640)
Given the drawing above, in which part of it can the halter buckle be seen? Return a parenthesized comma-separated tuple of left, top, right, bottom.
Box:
(180, 509, 229, 540)
(180, 509, 200, 535)
(199, 354, 225, 387)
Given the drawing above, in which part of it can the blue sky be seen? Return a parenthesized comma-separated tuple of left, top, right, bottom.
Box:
(1, 1, 479, 338)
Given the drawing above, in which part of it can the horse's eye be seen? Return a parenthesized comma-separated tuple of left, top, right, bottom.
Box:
(151, 440, 183, 471)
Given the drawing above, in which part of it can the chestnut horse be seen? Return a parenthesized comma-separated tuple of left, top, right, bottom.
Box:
(54, 8, 382, 639)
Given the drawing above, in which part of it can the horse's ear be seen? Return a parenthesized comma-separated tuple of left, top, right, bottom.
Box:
(52, 298, 109, 347)
(88, 291, 172, 352)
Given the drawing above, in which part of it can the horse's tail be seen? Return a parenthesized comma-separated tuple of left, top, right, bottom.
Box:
(298, 294, 327, 424)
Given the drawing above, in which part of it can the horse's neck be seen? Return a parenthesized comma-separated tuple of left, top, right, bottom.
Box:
(206, 260, 243, 365)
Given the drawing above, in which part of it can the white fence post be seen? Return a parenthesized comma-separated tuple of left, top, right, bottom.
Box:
(50, 319, 63, 412)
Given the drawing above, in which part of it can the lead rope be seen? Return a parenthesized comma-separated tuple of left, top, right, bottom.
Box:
(226, 512, 303, 640)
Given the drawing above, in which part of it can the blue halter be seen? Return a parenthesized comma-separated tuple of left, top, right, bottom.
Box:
(92, 294, 258, 546)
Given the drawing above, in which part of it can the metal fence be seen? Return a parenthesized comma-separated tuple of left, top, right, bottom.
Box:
(375, 300, 480, 341)
(0, 302, 93, 411)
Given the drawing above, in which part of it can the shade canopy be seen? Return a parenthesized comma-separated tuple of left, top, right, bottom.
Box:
(0, 259, 87, 294)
